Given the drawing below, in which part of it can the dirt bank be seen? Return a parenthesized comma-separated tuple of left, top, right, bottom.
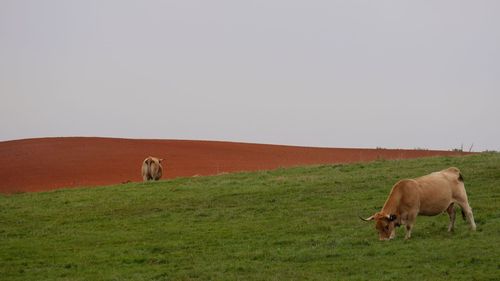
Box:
(0, 137, 468, 193)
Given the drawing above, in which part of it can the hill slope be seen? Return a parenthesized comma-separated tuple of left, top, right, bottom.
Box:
(1, 153, 499, 280)
(0, 137, 468, 193)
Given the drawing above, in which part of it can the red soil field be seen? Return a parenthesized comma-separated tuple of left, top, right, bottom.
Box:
(0, 137, 469, 193)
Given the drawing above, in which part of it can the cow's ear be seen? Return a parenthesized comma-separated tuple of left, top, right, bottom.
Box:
(159, 159, 163, 163)
(389, 214, 397, 221)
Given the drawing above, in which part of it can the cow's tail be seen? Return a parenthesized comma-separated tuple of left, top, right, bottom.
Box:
(457, 172, 467, 220)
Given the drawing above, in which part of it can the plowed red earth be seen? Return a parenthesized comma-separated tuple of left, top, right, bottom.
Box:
(0, 137, 468, 193)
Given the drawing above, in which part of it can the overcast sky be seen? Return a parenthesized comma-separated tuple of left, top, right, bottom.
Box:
(1, 1, 499, 151)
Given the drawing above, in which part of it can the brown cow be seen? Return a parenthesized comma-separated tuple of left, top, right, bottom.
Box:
(141, 156, 163, 182)
(360, 167, 476, 240)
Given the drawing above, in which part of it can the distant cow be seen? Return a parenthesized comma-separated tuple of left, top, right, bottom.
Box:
(360, 167, 476, 240)
(141, 156, 163, 182)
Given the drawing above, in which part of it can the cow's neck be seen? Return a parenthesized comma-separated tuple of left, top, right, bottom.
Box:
(381, 186, 402, 216)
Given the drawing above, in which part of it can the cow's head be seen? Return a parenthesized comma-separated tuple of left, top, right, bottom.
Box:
(360, 212, 398, 240)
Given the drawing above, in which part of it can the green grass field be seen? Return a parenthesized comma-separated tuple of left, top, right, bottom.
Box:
(1, 153, 499, 280)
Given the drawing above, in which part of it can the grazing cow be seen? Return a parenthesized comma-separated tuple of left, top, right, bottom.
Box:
(141, 156, 163, 182)
(360, 167, 476, 240)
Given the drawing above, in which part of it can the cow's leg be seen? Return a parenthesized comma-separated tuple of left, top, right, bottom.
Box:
(390, 227, 396, 239)
(404, 224, 413, 239)
(446, 203, 456, 232)
(456, 200, 476, 231)
(454, 182, 477, 231)
(404, 213, 417, 239)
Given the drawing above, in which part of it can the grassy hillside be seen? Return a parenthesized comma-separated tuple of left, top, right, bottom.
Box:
(1, 153, 499, 281)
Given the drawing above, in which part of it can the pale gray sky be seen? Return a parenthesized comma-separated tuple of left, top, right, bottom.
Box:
(1, 1, 499, 151)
